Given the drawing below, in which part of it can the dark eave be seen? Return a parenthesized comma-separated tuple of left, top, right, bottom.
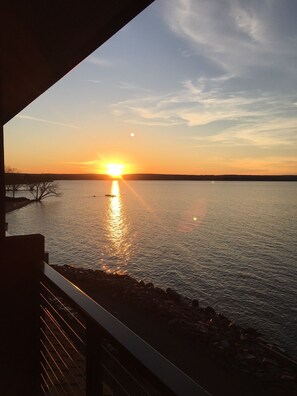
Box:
(0, 0, 154, 124)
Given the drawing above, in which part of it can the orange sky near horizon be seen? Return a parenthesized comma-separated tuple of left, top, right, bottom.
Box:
(4, 108, 297, 175)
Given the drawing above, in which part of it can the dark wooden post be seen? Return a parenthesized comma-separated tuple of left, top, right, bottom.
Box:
(0, 124, 5, 239)
(86, 319, 103, 396)
(1, 234, 44, 395)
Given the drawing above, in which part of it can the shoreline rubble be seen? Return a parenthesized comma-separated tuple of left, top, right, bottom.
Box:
(52, 264, 297, 395)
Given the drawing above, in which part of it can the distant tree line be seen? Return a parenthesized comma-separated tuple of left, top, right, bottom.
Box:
(16, 172, 297, 182)
(5, 167, 61, 201)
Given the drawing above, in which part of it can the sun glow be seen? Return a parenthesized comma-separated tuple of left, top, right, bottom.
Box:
(105, 163, 124, 178)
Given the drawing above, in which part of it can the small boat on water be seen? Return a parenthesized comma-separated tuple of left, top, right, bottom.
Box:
(105, 194, 116, 197)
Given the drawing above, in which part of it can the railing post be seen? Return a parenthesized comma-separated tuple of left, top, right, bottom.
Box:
(1, 234, 44, 395)
(86, 319, 103, 396)
(0, 123, 5, 240)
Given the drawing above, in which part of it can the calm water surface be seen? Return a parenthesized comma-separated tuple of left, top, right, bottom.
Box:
(7, 180, 297, 357)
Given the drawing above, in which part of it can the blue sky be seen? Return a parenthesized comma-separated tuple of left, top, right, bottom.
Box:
(5, 0, 297, 174)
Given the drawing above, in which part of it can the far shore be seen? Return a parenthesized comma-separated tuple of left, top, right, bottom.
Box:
(6, 172, 297, 182)
(52, 264, 297, 396)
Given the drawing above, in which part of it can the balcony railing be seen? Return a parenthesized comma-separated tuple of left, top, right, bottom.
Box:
(40, 263, 210, 396)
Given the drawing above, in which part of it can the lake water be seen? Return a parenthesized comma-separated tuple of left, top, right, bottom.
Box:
(6, 180, 297, 358)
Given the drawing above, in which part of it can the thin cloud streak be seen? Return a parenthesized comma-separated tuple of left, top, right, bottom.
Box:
(65, 160, 99, 165)
(86, 56, 114, 68)
(16, 115, 80, 129)
(86, 79, 102, 84)
(118, 81, 151, 92)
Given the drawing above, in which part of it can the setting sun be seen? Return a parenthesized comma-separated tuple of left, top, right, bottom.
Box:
(105, 163, 124, 178)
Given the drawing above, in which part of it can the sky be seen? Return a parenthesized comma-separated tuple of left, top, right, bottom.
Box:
(4, 0, 297, 175)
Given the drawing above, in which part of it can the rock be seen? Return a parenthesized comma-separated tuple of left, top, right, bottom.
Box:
(181, 296, 191, 306)
(168, 318, 179, 326)
(192, 299, 199, 308)
(221, 339, 230, 349)
(217, 313, 229, 324)
(146, 282, 154, 289)
(166, 287, 181, 302)
(254, 369, 265, 378)
(196, 324, 209, 334)
(154, 287, 166, 296)
(244, 327, 262, 338)
(246, 354, 256, 360)
(262, 358, 278, 366)
(205, 306, 216, 316)
(261, 366, 281, 381)
(281, 374, 296, 381)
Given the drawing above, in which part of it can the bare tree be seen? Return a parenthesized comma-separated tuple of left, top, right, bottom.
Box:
(5, 166, 22, 198)
(26, 177, 62, 201)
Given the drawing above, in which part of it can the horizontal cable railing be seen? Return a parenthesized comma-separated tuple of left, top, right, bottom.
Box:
(40, 262, 210, 396)
(40, 281, 86, 395)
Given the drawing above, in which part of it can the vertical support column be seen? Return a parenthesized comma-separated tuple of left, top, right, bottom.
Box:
(1, 234, 44, 395)
(0, 123, 5, 239)
(86, 319, 103, 396)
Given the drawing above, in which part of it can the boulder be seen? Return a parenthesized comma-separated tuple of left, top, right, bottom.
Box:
(166, 287, 181, 302)
(205, 306, 216, 316)
(192, 299, 199, 308)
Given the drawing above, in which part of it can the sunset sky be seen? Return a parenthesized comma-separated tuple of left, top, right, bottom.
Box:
(4, 0, 297, 175)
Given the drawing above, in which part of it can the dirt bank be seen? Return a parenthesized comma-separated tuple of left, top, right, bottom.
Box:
(5, 197, 32, 213)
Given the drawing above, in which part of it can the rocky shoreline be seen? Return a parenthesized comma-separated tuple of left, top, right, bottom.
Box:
(52, 264, 297, 395)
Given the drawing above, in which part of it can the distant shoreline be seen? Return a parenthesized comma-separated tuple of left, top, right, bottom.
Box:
(11, 173, 297, 182)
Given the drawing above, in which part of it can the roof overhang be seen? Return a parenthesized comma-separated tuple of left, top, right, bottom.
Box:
(0, 0, 154, 124)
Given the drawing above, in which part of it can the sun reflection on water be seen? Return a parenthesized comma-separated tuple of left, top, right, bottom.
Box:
(104, 180, 131, 273)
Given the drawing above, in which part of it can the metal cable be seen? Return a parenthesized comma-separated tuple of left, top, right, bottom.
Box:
(40, 318, 85, 378)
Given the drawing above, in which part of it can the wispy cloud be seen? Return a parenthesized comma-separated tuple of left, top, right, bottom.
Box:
(86, 56, 113, 68)
(65, 160, 99, 165)
(85, 79, 102, 84)
(16, 115, 80, 129)
(111, 93, 184, 127)
(62, 160, 100, 172)
(118, 81, 151, 92)
(111, 74, 297, 147)
(191, 118, 297, 148)
(164, 0, 297, 76)
(111, 0, 297, 152)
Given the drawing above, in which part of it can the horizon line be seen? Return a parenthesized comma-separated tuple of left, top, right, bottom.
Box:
(7, 172, 297, 181)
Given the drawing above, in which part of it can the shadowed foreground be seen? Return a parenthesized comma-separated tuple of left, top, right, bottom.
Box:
(52, 265, 297, 396)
